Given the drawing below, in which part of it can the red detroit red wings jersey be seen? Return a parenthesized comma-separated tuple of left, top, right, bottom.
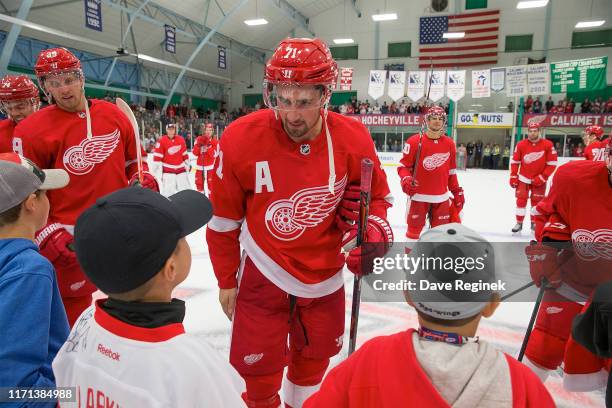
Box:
(398, 134, 457, 203)
(13, 99, 143, 226)
(0, 118, 15, 153)
(153, 135, 188, 174)
(206, 109, 392, 297)
(535, 160, 612, 297)
(193, 135, 219, 170)
(511, 138, 557, 184)
(584, 139, 608, 161)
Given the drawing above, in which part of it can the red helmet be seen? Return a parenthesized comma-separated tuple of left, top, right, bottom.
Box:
(0, 75, 40, 101)
(585, 125, 604, 140)
(265, 38, 338, 86)
(527, 122, 541, 131)
(34, 47, 82, 80)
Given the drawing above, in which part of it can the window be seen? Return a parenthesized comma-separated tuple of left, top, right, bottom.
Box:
(571, 29, 612, 49)
(388, 42, 411, 58)
(465, 0, 487, 9)
(330, 91, 357, 106)
(505, 34, 533, 52)
(330, 45, 358, 60)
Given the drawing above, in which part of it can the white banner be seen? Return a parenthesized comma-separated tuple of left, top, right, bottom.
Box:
(457, 112, 514, 128)
(491, 67, 505, 92)
(368, 70, 386, 100)
(446, 70, 466, 102)
(527, 63, 550, 95)
(471, 69, 491, 98)
(427, 70, 446, 102)
(506, 65, 527, 97)
(407, 71, 426, 102)
(339, 67, 353, 91)
(387, 71, 406, 101)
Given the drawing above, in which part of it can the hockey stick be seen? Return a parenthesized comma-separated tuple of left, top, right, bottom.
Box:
(517, 278, 547, 361)
(348, 158, 374, 356)
(501, 281, 536, 301)
(116, 98, 144, 184)
(411, 58, 435, 185)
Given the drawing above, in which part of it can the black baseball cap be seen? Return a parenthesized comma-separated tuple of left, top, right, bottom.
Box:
(74, 187, 212, 294)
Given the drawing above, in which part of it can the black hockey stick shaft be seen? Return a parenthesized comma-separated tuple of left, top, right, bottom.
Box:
(348, 158, 374, 356)
(411, 58, 434, 184)
(501, 281, 536, 301)
(517, 278, 547, 361)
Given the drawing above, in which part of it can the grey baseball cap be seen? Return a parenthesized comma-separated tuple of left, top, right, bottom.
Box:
(0, 153, 69, 213)
(406, 223, 497, 320)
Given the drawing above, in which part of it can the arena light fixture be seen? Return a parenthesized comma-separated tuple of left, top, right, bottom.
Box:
(443, 32, 465, 39)
(575, 20, 605, 28)
(244, 18, 268, 26)
(333, 38, 355, 44)
(516, 0, 549, 9)
(372, 13, 398, 22)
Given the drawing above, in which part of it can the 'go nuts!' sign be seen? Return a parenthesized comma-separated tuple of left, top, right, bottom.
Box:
(523, 114, 612, 128)
(551, 57, 607, 93)
(457, 112, 514, 128)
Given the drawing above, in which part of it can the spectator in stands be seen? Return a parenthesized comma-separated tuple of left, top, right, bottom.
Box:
(606, 97, 612, 113)
(507, 100, 514, 113)
(573, 143, 585, 157)
(532, 97, 542, 113)
(502, 145, 510, 169)
(492, 144, 501, 170)
(381, 101, 389, 114)
(581, 98, 592, 113)
(475, 140, 483, 168)
(525, 95, 533, 112)
(568, 98, 576, 113)
(545, 96, 554, 113)
(457, 143, 467, 171)
(482, 144, 492, 169)
(372, 103, 381, 114)
(467, 141, 475, 168)
(390, 101, 398, 114)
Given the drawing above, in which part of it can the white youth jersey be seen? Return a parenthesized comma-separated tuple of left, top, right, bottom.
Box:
(53, 302, 245, 407)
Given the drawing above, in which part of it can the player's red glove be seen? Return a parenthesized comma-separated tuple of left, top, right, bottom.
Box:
(342, 215, 393, 276)
(35, 223, 77, 268)
(509, 175, 519, 188)
(450, 187, 465, 212)
(336, 184, 360, 231)
(129, 171, 160, 192)
(531, 174, 547, 187)
(401, 175, 418, 196)
(524, 241, 561, 288)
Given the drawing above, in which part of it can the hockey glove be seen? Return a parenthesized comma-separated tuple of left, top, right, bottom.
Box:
(451, 187, 465, 212)
(401, 175, 418, 196)
(36, 223, 77, 268)
(525, 241, 562, 288)
(531, 174, 547, 187)
(342, 215, 393, 277)
(336, 184, 361, 231)
(509, 175, 519, 188)
(129, 171, 160, 192)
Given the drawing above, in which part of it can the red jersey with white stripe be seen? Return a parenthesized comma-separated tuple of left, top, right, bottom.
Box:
(534, 160, 612, 297)
(206, 109, 392, 297)
(13, 99, 145, 226)
(398, 134, 459, 203)
(193, 135, 219, 170)
(0, 118, 15, 153)
(153, 134, 188, 174)
(510, 138, 557, 184)
(584, 139, 608, 161)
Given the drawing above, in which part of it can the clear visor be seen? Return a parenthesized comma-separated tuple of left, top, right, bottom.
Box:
(426, 113, 447, 127)
(41, 70, 83, 90)
(263, 82, 331, 111)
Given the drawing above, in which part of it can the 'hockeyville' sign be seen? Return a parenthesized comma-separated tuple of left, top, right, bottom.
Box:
(523, 114, 612, 127)
(351, 114, 424, 127)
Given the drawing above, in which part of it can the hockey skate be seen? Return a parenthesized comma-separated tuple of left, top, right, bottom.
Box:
(511, 222, 523, 233)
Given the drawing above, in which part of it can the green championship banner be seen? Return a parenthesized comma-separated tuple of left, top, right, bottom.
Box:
(551, 56, 607, 93)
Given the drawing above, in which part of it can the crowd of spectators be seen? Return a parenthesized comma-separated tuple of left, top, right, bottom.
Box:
(523, 95, 612, 114)
(455, 141, 511, 170)
(331, 96, 450, 115)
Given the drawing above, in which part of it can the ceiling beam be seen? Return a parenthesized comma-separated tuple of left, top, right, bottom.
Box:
(5, 0, 81, 15)
(0, 0, 34, 74)
(264, 0, 315, 37)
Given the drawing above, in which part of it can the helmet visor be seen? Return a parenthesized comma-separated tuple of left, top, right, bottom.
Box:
(263, 82, 331, 112)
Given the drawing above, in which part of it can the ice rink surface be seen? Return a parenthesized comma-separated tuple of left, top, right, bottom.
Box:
(167, 164, 605, 407)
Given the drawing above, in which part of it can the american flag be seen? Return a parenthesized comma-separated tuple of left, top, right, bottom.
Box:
(419, 10, 500, 68)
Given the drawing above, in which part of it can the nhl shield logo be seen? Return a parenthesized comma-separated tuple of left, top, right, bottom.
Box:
(300, 144, 310, 155)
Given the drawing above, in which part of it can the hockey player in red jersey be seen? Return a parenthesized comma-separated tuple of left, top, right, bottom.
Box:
(0, 75, 40, 153)
(152, 123, 191, 196)
(524, 136, 612, 391)
(12, 47, 158, 326)
(583, 125, 608, 161)
(194, 123, 219, 195)
(398, 106, 465, 242)
(206, 38, 393, 408)
(509, 122, 557, 233)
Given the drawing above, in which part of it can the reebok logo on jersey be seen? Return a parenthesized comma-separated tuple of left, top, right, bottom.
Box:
(546, 307, 563, 315)
(243, 353, 263, 365)
(422, 152, 450, 171)
(168, 145, 182, 155)
(97, 343, 120, 361)
(62, 129, 121, 175)
(523, 151, 545, 164)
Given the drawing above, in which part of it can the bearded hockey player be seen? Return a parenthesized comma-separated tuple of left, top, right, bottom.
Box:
(194, 122, 219, 195)
(398, 106, 465, 242)
(0, 75, 40, 153)
(12, 47, 158, 326)
(152, 123, 191, 196)
(206, 38, 393, 408)
(509, 122, 557, 233)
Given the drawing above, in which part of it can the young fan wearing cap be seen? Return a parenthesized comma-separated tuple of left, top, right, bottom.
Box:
(509, 122, 557, 234)
(152, 122, 191, 196)
(206, 38, 393, 407)
(193, 123, 219, 196)
(0, 153, 70, 404)
(305, 224, 555, 407)
(12, 47, 159, 327)
(52, 187, 245, 407)
(0, 75, 40, 153)
(398, 106, 465, 243)
(583, 125, 608, 161)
